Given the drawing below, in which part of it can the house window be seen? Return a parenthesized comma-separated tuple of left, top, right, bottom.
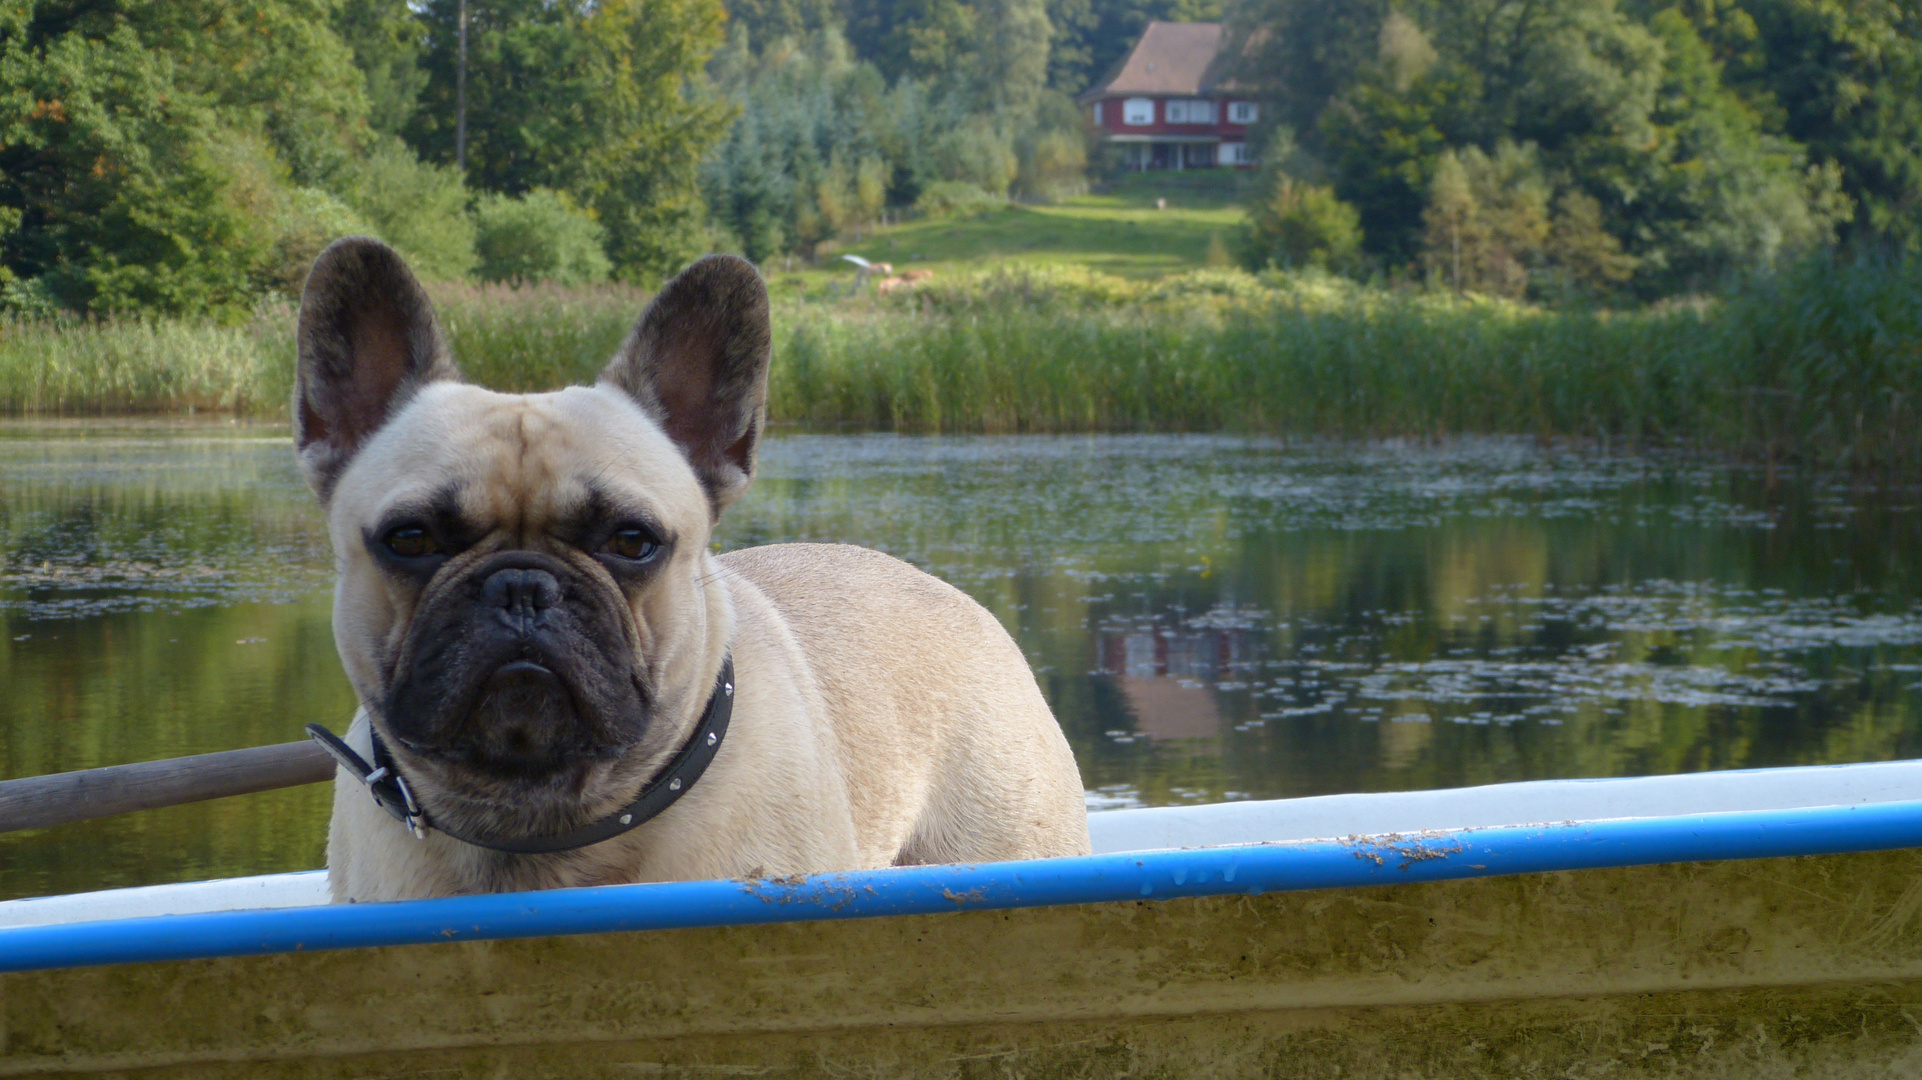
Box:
(1228, 101, 1259, 125)
(1123, 98, 1154, 125)
(1093, 101, 1103, 124)
(1218, 142, 1252, 166)
(1166, 99, 1216, 124)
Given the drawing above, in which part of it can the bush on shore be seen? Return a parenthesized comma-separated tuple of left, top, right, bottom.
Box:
(473, 191, 613, 288)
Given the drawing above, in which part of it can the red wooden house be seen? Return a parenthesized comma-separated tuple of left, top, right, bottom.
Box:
(1076, 21, 1259, 171)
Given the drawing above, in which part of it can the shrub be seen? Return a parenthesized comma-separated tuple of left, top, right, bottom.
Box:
(203, 133, 372, 299)
(1014, 91, 1090, 203)
(337, 140, 476, 281)
(1243, 175, 1363, 272)
(473, 190, 612, 287)
(268, 188, 374, 294)
(0, 276, 62, 319)
(928, 117, 1018, 196)
(914, 181, 1004, 218)
(1420, 142, 1565, 299)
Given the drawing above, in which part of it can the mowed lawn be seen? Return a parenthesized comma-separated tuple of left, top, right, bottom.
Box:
(789, 172, 1250, 286)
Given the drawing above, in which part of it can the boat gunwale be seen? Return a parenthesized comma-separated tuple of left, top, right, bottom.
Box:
(6, 798, 1922, 975)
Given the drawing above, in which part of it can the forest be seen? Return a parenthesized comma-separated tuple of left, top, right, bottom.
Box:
(0, 0, 1206, 317)
(1234, 0, 1922, 300)
(3, 0, 1914, 319)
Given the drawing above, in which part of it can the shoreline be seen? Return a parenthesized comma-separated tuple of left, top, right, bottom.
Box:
(2, 258, 1915, 471)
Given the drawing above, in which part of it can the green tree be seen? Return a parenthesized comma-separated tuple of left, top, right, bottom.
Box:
(333, 0, 429, 137)
(1230, 0, 1854, 292)
(1015, 89, 1090, 200)
(1419, 142, 1549, 297)
(702, 28, 1050, 256)
(1543, 188, 1638, 296)
(701, 30, 801, 259)
(973, 0, 1052, 114)
(854, 153, 889, 224)
(843, 0, 978, 83)
(702, 28, 873, 259)
(115, 0, 370, 185)
(1, 0, 407, 315)
(474, 188, 611, 285)
(843, 0, 1052, 112)
(0, 12, 263, 317)
(337, 138, 476, 280)
(408, 0, 731, 280)
(209, 129, 375, 296)
(1603, 9, 1848, 291)
(1044, 0, 1098, 91)
(1652, 0, 1922, 250)
(816, 152, 856, 233)
(1225, 0, 1393, 138)
(1317, 73, 1459, 263)
(930, 114, 1019, 193)
(1244, 173, 1363, 270)
(723, 0, 842, 52)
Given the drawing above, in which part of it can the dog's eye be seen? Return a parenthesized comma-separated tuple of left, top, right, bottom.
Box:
(599, 528, 660, 562)
(382, 526, 441, 559)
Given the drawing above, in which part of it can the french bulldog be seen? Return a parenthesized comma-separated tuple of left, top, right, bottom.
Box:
(295, 238, 1090, 901)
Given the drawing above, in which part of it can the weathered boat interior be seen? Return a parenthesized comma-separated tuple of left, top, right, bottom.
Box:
(6, 761, 1922, 1078)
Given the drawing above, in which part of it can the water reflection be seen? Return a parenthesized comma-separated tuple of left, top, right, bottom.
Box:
(728, 434, 1922, 811)
(1098, 623, 1260, 743)
(2, 423, 1919, 899)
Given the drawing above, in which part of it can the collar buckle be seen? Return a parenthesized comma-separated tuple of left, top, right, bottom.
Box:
(305, 722, 431, 841)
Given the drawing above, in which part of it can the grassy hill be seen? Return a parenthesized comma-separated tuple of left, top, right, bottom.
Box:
(782, 172, 1250, 292)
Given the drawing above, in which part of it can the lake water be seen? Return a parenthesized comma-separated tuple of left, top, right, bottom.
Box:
(3, 421, 1921, 901)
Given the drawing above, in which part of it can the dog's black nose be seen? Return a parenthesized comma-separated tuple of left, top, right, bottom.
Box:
(483, 567, 561, 632)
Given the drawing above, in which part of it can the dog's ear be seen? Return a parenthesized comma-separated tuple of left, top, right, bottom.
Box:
(294, 237, 460, 502)
(600, 255, 771, 518)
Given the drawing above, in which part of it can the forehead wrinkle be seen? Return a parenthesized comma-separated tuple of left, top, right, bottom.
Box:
(513, 406, 535, 537)
(463, 403, 516, 537)
(509, 395, 603, 540)
(470, 400, 550, 539)
(370, 384, 705, 547)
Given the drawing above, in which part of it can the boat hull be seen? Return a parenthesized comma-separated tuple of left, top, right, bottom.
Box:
(8, 846, 1922, 1078)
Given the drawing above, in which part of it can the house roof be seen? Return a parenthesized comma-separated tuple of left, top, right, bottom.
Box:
(1078, 21, 1229, 102)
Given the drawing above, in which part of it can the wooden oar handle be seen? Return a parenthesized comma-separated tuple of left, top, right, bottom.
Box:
(0, 741, 337, 835)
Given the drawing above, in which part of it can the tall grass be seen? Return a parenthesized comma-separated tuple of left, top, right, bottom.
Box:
(2, 254, 1916, 470)
(431, 281, 646, 391)
(775, 253, 1922, 470)
(0, 314, 295, 415)
(779, 288, 1681, 434)
(0, 282, 646, 415)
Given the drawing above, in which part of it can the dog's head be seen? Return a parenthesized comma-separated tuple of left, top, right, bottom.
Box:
(294, 237, 768, 839)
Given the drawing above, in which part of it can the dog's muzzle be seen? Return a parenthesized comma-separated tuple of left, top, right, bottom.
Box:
(381, 549, 647, 780)
(308, 655, 736, 853)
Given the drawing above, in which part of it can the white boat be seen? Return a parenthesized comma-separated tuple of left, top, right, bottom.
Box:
(5, 760, 1922, 1078)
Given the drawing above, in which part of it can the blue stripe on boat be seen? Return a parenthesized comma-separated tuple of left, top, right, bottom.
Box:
(6, 799, 1921, 974)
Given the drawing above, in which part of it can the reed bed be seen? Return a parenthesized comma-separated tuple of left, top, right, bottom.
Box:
(430, 281, 648, 392)
(0, 313, 295, 415)
(775, 254, 1922, 470)
(0, 282, 648, 416)
(1, 254, 1916, 470)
